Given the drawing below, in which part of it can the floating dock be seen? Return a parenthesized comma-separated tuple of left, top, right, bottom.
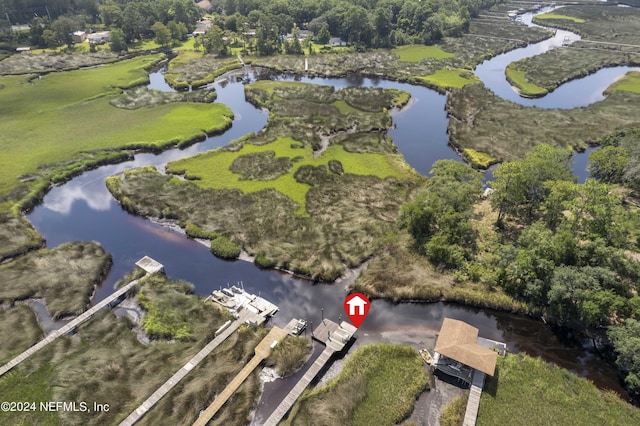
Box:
(263, 319, 357, 426)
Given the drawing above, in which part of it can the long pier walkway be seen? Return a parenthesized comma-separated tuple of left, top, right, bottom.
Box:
(119, 309, 265, 426)
(263, 319, 357, 426)
(463, 371, 486, 426)
(0, 277, 143, 378)
(193, 327, 288, 426)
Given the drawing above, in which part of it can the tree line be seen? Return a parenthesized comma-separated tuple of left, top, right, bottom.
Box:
(400, 142, 640, 396)
(2, 0, 504, 53)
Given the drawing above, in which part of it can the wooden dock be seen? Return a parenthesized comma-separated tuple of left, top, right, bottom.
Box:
(119, 309, 265, 426)
(0, 277, 143, 378)
(192, 327, 288, 426)
(262, 319, 357, 426)
(463, 371, 486, 426)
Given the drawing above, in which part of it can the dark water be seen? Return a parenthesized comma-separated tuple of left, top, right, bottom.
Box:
(26, 7, 636, 407)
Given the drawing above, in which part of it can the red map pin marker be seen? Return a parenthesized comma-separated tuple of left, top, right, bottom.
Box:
(344, 292, 370, 328)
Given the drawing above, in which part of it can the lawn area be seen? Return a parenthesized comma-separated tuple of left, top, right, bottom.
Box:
(606, 71, 640, 94)
(0, 53, 233, 197)
(167, 137, 408, 213)
(284, 344, 429, 426)
(417, 68, 478, 89)
(505, 65, 548, 97)
(477, 354, 640, 426)
(534, 13, 586, 23)
(392, 44, 455, 62)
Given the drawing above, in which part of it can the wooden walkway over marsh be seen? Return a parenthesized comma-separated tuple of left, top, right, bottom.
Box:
(0, 276, 143, 378)
(119, 309, 265, 426)
(193, 327, 288, 426)
(463, 371, 486, 426)
(262, 319, 357, 426)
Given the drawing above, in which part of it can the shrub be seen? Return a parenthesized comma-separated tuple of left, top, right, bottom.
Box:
(210, 236, 241, 259)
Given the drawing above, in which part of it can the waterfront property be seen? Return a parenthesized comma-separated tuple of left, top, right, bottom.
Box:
(433, 318, 506, 426)
(264, 319, 357, 426)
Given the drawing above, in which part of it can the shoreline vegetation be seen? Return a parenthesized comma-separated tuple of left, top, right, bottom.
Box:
(0, 273, 312, 425)
(476, 353, 640, 425)
(107, 81, 421, 281)
(283, 344, 429, 426)
(0, 52, 234, 262)
(507, 5, 640, 97)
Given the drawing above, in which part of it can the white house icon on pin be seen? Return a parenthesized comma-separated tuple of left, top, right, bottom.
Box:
(346, 295, 368, 316)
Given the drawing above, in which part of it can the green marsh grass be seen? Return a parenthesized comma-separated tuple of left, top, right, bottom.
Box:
(534, 13, 585, 24)
(0, 54, 233, 197)
(463, 148, 498, 169)
(606, 71, 640, 94)
(0, 305, 43, 364)
(109, 81, 420, 279)
(393, 44, 455, 62)
(266, 335, 313, 377)
(477, 354, 640, 426)
(0, 242, 111, 318)
(0, 363, 59, 425)
(505, 65, 548, 97)
(418, 68, 478, 89)
(285, 344, 429, 426)
(447, 83, 640, 162)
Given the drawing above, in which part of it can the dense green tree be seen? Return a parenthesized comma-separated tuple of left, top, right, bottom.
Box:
(491, 144, 574, 224)
(167, 20, 187, 42)
(399, 160, 481, 268)
(52, 16, 78, 47)
(609, 319, 640, 393)
(588, 146, 629, 184)
(151, 21, 171, 47)
(317, 24, 330, 44)
(109, 27, 127, 52)
(202, 24, 227, 54)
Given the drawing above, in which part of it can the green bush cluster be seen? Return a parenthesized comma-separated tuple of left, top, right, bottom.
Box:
(210, 235, 241, 259)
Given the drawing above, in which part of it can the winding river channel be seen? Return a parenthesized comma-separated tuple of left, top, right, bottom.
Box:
(25, 6, 640, 414)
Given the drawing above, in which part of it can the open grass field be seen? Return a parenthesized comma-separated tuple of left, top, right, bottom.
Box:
(392, 44, 455, 62)
(606, 71, 640, 94)
(0, 53, 233, 203)
(0, 274, 290, 425)
(284, 344, 429, 426)
(447, 83, 640, 162)
(0, 242, 111, 319)
(109, 81, 419, 280)
(477, 354, 640, 426)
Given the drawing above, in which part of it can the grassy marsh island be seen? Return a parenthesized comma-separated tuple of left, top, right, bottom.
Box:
(250, 18, 550, 91)
(108, 81, 419, 281)
(0, 242, 111, 320)
(283, 344, 429, 426)
(446, 83, 640, 162)
(507, 5, 640, 96)
(0, 53, 233, 261)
